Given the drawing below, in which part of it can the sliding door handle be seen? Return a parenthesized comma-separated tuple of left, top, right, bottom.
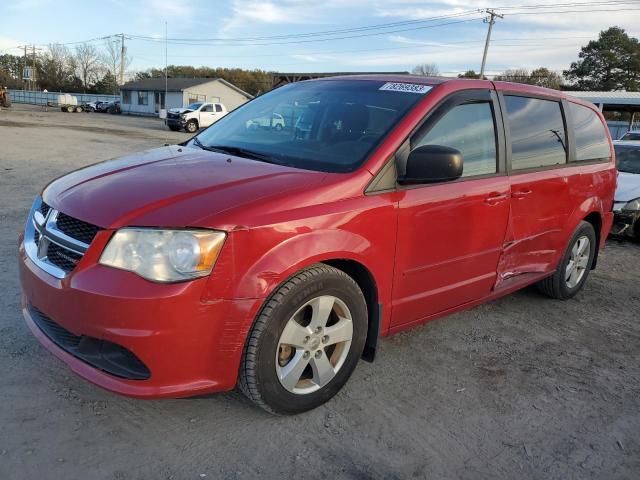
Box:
(512, 189, 533, 199)
(484, 193, 509, 205)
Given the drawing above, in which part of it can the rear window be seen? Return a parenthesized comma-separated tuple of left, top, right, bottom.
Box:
(570, 103, 610, 161)
(505, 96, 567, 170)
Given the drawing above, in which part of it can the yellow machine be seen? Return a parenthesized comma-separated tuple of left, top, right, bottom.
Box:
(0, 86, 11, 108)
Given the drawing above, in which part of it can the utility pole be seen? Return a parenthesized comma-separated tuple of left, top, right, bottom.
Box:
(168, 20, 169, 115)
(31, 45, 38, 90)
(22, 45, 27, 91)
(479, 9, 503, 79)
(119, 33, 126, 86)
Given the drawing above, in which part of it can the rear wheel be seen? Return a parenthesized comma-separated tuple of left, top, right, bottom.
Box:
(185, 119, 198, 133)
(75, 106, 83, 113)
(536, 221, 596, 299)
(65, 106, 73, 113)
(239, 264, 367, 415)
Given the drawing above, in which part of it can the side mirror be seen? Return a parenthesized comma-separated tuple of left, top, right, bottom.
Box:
(399, 145, 463, 185)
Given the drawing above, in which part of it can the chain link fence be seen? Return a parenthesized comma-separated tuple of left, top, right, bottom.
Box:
(8, 90, 119, 106)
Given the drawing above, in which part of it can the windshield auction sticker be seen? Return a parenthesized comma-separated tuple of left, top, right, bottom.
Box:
(379, 82, 432, 94)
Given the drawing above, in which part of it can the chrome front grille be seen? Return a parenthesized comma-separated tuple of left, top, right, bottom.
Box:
(24, 198, 100, 278)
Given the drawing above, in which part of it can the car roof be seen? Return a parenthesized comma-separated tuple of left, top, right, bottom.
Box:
(314, 74, 593, 106)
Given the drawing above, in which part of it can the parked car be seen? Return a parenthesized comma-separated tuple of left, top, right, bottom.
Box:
(246, 113, 285, 131)
(107, 100, 121, 114)
(84, 101, 104, 112)
(19, 76, 615, 415)
(95, 101, 110, 113)
(619, 129, 640, 141)
(165, 102, 228, 133)
(612, 140, 640, 237)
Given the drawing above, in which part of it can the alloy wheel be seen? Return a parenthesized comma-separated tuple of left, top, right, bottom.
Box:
(275, 295, 353, 395)
(565, 235, 590, 289)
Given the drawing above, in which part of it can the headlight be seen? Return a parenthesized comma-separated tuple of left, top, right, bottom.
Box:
(622, 198, 640, 211)
(99, 228, 226, 282)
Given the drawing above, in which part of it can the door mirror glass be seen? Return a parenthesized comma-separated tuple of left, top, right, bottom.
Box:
(399, 145, 463, 185)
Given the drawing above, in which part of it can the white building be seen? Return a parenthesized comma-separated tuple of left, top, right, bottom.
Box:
(119, 78, 253, 116)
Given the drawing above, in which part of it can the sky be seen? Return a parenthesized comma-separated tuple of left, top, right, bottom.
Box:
(2, 0, 640, 77)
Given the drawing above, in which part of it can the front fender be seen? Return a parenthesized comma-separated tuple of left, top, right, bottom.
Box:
(235, 229, 375, 299)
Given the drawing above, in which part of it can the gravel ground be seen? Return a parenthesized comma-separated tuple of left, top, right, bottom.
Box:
(1, 104, 639, 480)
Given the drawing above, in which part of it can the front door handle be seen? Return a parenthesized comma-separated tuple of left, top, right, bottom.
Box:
(512, 189, 533, 199)
(484, 193, 509, 205)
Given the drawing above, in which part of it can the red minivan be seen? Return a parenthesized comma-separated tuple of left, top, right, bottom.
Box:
(19, 76, 615, 414)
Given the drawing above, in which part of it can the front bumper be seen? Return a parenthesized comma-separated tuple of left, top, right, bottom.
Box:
(19, 236, 262, 398)
(611, 210, 640, 237)
(165, 117, 185, 128)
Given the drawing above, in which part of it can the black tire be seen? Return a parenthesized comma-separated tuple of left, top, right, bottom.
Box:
(536, 221, 596, 299)
(185, 119, 198, 133)
(65, 106, 73, 113)
(274, 123, 283, 131)
(239, 264, 368, 415)
(168, 125, 180, 132)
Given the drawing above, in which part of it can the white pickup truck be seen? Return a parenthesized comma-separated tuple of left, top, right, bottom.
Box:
(165, 102, 228, 133)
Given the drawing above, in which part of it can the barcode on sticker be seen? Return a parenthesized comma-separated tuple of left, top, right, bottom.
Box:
(379, 82, 432, 94)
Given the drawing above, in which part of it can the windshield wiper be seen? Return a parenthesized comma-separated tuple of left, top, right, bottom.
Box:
(193, 137, 220, 152)
(206, 144, 285, 165)
(192, 138, 286, 166)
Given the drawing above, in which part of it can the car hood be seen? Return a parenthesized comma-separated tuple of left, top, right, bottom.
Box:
(42, 146, 326, 229)
(615, 171, 640, 202)
(168, 108, 193, 114)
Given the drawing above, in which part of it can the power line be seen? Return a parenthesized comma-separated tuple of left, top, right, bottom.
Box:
(128, 17, 485, 47)
(127, 10, 482, 43)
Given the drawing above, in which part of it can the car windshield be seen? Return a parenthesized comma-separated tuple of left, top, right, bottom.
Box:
(615, 144, 640, 174)
(187, 103, 203, 110)
(621, 132, 640, 141)
(190, 80, 429, 172)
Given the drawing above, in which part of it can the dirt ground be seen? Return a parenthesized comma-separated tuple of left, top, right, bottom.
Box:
(1, 104, 639, 480)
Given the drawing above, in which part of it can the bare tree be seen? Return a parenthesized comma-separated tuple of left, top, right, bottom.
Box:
(494, 67, 563, 89)
(75, 43, 101, 93)
(412, 63, 440, 76)
(102, 39, 131, 94)
(37, 44, 79, 91)
(493, 68, 531, 83)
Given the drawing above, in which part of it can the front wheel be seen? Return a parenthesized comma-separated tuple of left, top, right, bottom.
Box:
(185, 119, 198, 133)
(239, 264, 367, 415)
(536, 221, 596, 299)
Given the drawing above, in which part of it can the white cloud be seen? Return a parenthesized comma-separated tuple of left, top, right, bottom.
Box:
(0, 37, 25, 54)
(146, 0, 195, 19)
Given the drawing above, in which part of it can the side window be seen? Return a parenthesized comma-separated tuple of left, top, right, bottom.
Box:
(215, 104, 223, 112)
(201, 104, 213, 112)
(569, 103, 611, 161)
(505, 96, 566, 170)
(414, 102, 497, 177)
(137, 91, 148, 106)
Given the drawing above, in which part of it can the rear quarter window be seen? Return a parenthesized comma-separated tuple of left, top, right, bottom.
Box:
(505, 95, 567, 171)
(569, 103, 611, 161)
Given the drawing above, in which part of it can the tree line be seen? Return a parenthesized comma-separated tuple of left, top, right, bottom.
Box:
(2, 26, 639, 95)
(0, 40, 129, 94)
